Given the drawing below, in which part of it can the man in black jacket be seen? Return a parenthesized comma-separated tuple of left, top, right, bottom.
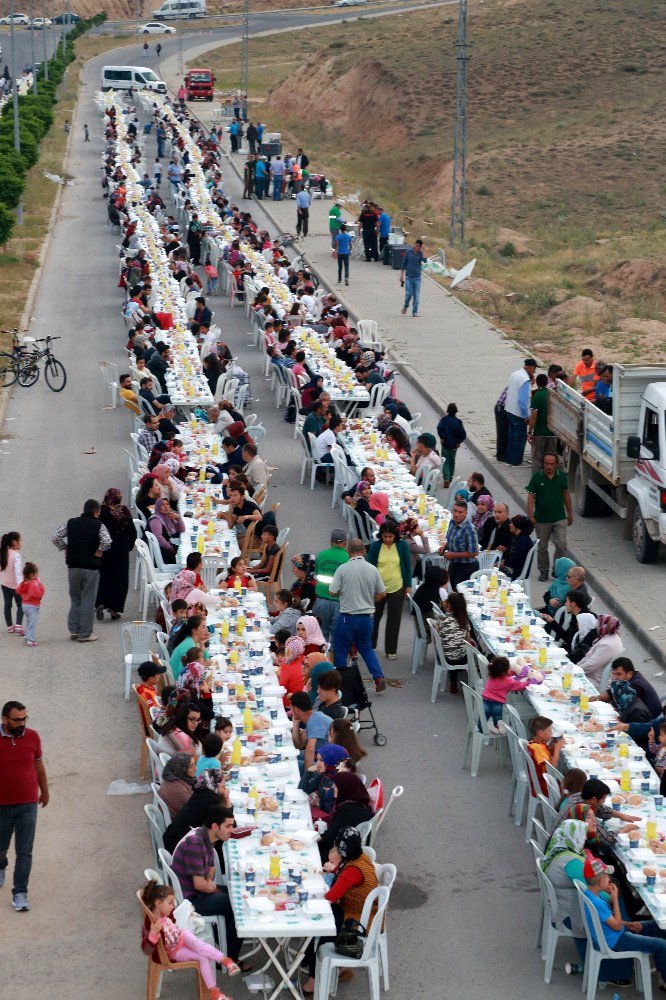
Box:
(52, 500, 111, 642)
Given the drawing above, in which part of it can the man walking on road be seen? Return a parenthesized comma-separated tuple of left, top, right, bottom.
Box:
(400, 239, 425, 317)
(296, 187, 311, 238)
(52, 499, 111, 642)
(334, 224, 352, 286)
(313, 528, 350, 641)
(328, 201, 342, 250)
(0, 700, 49, 912)
(529, 373, 558, 471)
(504, 358, 537, 466)
(329, 538, 387, 693)
(527, 453, 573, 581)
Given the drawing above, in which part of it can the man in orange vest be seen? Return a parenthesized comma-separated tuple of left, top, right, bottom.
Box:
(573, 349, 598, 400)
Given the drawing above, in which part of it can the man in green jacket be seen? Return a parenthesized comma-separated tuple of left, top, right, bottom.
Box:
(328, 202, 343, 250)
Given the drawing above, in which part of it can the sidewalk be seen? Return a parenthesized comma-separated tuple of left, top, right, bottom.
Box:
(161, 65, 666, 664)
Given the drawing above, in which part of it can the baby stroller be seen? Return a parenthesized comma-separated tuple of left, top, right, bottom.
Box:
(339, 649, 387, 747)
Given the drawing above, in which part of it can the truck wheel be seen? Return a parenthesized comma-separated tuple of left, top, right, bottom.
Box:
(574, 463, 604, 517)
(632, 507, 660, 563)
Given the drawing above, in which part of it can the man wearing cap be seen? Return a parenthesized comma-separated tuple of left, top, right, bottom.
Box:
(505, 358, 538, 466)
(583, 856, 666, 985)
(400, 238, 425, 317)
(135, 660, 167, 711)
(328, 201, 342, 250)
(328, 538, 387, 693)
(409, 433, 440, 479)
(313, 530, 350, 642)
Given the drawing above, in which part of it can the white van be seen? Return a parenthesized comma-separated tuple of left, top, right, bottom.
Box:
(153, 0, 206, 20)
(101, 66, 167, 94)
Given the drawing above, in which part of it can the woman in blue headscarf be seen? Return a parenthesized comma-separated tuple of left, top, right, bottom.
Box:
(299, 743, 351, 820)
(609, 680, 651, 725)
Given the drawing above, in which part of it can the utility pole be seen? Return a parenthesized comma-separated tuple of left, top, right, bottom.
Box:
(29, 0, 37, 93)
(177, 29, 183, 75)
(240, 0, 249, 118)
(449, 0, 469, 248)
(9, 0, 23, 225)
(42, 0, 49, 80)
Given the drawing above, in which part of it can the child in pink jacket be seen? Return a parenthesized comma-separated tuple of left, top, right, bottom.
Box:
(16, 563, 45, 648)
(481, 655, 531, 734)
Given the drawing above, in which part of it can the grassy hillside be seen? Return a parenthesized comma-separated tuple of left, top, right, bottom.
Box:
(201, 0, 666, 367)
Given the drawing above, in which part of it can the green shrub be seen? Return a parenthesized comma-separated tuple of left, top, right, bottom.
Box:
(499, 241, 517, 257)
(0, 168, 25, 209)
(0, 202, 15, 245)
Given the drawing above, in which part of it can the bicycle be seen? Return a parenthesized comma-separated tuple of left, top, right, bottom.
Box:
(0, 330, 26, 388)
(16, 336, 67, 392)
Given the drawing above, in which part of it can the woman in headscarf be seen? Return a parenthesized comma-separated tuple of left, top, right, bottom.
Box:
(318, 772, 374, 861)
(542, 817, 633, 981)
(500, 515, 535, 580)
(303, 827, 379, 995)
(609, 680, 651, 725)
(299, 743, 350, 820)
(278, 635, 306, 707)
(570, 611, 598, 659)
(157, 752, 196, 819)
(303, 652, 333, 706)
(152, 463, 183, 504)
(162, 767, 228, 855)
(543, 557, 576, 608)
(95, 488, 137, 621)
(576, 615, 624, 688)
(471, 495, 494, 536)
(203, 352, 224, 394)
(368, 491, 391, 526)
(290, 553, 316, 607)
(135, 473, 160, 522)
(349, 480, 373, 519)
(170, 569, 197, 605)
(147, 497, 186, 564)
(296, 615, 326, 655)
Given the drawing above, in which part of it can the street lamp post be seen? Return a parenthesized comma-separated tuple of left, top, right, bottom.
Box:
(43, 0, 49, 80)
(9, 0, 24, 225)
(29, 0, 38, 93)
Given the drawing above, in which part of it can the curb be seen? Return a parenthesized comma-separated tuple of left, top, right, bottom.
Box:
(215, 153, 664, 668)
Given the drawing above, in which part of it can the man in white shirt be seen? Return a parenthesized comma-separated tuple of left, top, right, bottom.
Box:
(313, 415, 342, 463)
(242, 442, 269, 491)
(505, 358, 537, 466)
(299, 286, 316, 316)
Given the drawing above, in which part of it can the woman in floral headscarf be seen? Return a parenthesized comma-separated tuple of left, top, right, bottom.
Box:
(290, 553, 316, 606)
(471, 495, 494, 536)
(576, 615, 624, 688)
(278, 635, 306, 707)
(147, 497, 186, 564)
(609, 679, 651, 725)
(96, 488, 137, 621)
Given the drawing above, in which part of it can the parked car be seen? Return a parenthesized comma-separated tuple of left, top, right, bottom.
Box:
(52, 11, 81, 23)
(333, 0, 369, 6)
(138, 21, 176, 33)
(0, 13, 30, 24)
(27, 17, 52, 28)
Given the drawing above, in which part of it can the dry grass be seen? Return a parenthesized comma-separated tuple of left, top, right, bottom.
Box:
(200, 0, 666, 366)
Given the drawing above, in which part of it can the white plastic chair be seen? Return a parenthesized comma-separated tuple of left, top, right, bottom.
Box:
(99, 361, 119, 408)
(145, 531, 179, 579)
(407, 595, 428, 674)
(543, 772, 562, 810)
(504, 723, 530, 824)
(307, 432, 334, 490)
(356, 808, 384, 850)
(144, 803, 165, 872)
(503, 702, 527, 740)
(120, 620, 160, 699)
(574, 880, 652, 1000)
(514, 541, 537, 598)
(151, 782, 171, 829)
(460, 682, 507, 777)
(200, 555, 224, 590)
(477, 550, 501, 571)
(535, 858, 577, 983)
(531, 817, 550, 852)
(295, 429, 314, 486)
(276, 526, 290, 547)
(375, 862, 397, 989)
(427, 619, 471, 702)
(314, 886, 389, 1000)
(538, 793, 559, 833)
(519, 737, 546, 843)
(146, 738, 164, 784)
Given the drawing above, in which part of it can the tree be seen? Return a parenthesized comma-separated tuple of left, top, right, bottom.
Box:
(0, 202, 15, 246)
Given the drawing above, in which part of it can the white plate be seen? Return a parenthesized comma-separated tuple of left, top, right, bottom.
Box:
(630, 848, 656, 861)
(247, 896, 275, 912)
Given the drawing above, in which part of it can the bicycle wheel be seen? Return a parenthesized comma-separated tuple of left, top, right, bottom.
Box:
(44, 357, 67, 392)
(0, 353, 18, 388)
(17, 360, 39, 387)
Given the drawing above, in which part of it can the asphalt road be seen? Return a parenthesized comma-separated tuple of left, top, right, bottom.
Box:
(0, 14, 657, 1000)
(0, 23, 64, 76)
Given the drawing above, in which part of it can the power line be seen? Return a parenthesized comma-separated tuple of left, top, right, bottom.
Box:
(450, 0, 469, 248)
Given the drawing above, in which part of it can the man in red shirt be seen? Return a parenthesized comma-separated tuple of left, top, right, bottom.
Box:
(0, 701, 49, 911)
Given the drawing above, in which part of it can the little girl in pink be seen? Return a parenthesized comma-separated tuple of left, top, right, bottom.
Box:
(141, 880, 238, 999)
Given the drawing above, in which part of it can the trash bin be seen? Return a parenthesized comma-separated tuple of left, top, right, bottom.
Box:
(382, 243, 391, 265)
(261, 141, 282, 158)
(390, 245, 407, 270)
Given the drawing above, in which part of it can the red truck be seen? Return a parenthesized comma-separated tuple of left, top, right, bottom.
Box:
(184, 68, 215, 101)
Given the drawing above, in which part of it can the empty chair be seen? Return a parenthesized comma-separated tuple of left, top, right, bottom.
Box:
(99, 361, 119, 408)
(199, 555, 224, 590)
(144, 803, 166, 872)
(407, 594, 428, 674)
(477, 549, 501, 571)
(504, 724, 530, 825)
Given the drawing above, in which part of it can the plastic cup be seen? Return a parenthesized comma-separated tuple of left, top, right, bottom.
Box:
(286, 881, 296, 897)
(656, 795, 664, 811)
(647, 874, 657, 888)
(630, 837, 641, 849)
(281, 808, 290, 821)
(298, 889, 309, 905)
(274, 733, 283, 747)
